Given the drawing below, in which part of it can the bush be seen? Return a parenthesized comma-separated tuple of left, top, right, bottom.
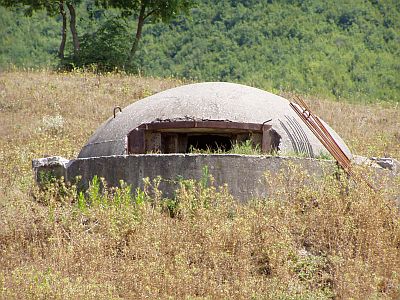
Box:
(70, 19, 131, 72)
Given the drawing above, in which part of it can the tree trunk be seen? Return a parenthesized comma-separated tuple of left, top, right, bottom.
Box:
(66, 2, 80, 57)
(58, 1, 67, 59)
(126, 2, 147, 66)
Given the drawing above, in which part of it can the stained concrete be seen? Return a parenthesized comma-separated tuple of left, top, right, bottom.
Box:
(32, 156, 69, 183)
(32, 154, 399, 201)
(66, 154, 336, 200)
(78, 82, 352, 159)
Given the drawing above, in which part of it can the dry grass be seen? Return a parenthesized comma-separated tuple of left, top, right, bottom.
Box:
(0, 70, 399, 299)
(282, 92, 400, 160)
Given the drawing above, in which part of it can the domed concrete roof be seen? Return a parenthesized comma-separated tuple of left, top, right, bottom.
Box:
(78, 82, 351, 159)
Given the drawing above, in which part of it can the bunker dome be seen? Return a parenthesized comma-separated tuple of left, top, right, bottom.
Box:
(78, 82, 351, 159)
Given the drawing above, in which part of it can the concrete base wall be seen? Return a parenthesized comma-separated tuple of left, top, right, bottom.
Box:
(65, 154, 337, 200)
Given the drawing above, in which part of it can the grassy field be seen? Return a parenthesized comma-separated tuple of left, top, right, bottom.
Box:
(0, 70, 399, 299)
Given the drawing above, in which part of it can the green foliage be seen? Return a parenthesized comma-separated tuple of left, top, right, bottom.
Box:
(135, 0, 400, 102)
(315, 151, 334, 161)
(189, 139, 262, 155)
(94, 0, 195, 66)
(188, 139, 335, 159)
(35, 172, 231, 222)
(0, 0, 83, 61)
(165, 167, 232, 219)
(0, 0, 59, 16)
(74, 19, 130, 71)
(1, 0, 399, 102)
(230, 139, 262, 155)
(81, 175, 147, 211)
(0, 6, 59, 68)
(96, 0, 194, 22)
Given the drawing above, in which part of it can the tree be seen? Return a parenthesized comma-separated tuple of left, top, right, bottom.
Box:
(0, 0, 81, 59)
(77, 19, 131, 71)
(66, 1, 81, 57)
(97, 0, 195, 67)
(58, 1, 68, 58)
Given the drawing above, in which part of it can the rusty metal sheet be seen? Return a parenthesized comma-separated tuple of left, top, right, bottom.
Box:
(128, 128, 145, 154)
(262, 125, 272, 152)
(138, 120, 272, 132)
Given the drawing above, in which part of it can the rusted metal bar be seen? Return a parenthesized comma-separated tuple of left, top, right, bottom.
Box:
(294, 95, 351, 162)
(291, 103, 347, 164)
(290, 97, 376, 191)
(291, 99, 349, 161)
(262, 119, 272, 125)
(291, 103, 350, 170)
(290, 104, 349, 170)
(113, 106, 122, 118)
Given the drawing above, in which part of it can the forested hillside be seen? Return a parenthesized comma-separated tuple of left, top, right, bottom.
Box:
(1, 0, 399, 102)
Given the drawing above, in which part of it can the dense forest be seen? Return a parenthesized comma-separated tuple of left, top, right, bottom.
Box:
(1, 0, 399, 102)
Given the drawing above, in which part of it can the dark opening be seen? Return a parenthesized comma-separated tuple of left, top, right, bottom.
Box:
(127, 121, 275, 154)
(186, 134, 233, 152)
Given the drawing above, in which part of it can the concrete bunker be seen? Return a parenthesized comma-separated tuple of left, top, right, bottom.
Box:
(77, 82, 352, 160)
(32, 82, 398, 200)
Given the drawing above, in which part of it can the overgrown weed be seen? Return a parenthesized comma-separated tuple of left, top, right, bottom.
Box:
(189, 139, 263, 156)
(0, 70, 399, 299)
(1, 163, 399, 298)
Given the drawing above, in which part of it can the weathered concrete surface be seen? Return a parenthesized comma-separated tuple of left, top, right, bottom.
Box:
(32, 156, 69, 186)
(78, 82, 352, 159)
(67, 154, 337, 200)
(33, 154, 399, 201)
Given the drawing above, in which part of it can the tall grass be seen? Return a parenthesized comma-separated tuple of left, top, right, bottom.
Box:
(1, 164, 399, 299)
(0, 70, 399, 299)
(189, 139, 263, 155)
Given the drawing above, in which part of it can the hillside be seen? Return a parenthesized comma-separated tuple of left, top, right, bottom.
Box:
(0, 71, 399, 299)
(1, 0, 400, 102)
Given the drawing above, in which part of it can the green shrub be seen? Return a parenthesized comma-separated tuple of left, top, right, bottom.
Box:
(71, 19, 131, 72)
